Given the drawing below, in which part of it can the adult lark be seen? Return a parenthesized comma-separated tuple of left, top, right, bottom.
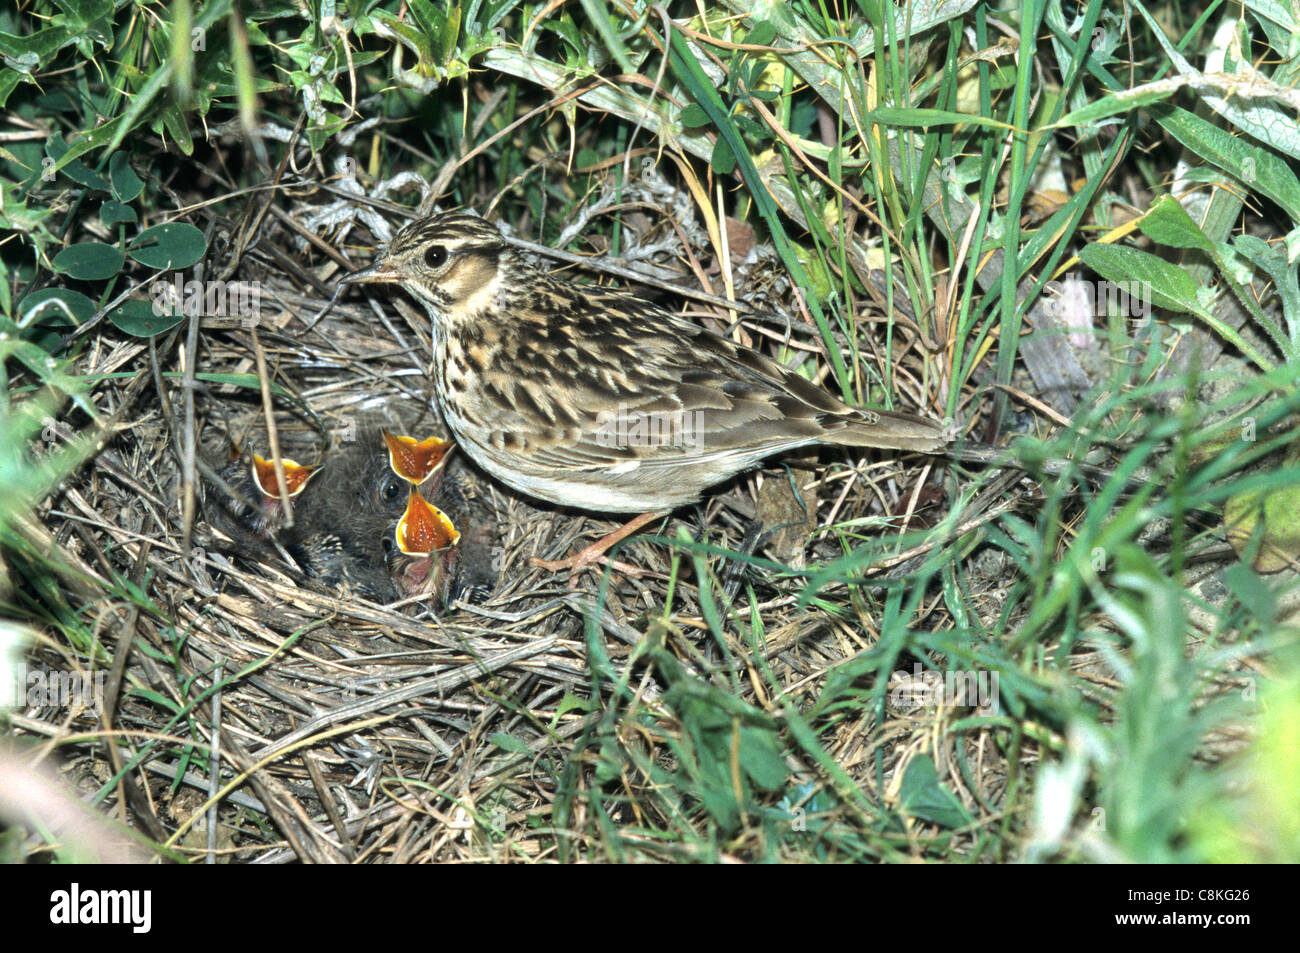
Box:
(343, 211, 950, 574)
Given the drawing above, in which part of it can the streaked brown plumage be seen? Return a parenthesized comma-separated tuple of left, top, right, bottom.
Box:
(343, 211, 950, 517)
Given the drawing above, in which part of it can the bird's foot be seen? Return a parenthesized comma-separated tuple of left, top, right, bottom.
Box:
(529, 549, 646, 587)
(530, 511, 665, 586)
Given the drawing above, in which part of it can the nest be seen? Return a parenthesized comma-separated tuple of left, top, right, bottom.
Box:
(9, 176, 1027, 863)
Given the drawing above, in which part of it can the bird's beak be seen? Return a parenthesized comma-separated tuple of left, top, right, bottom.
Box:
(395, 487, 461, 555)
(382, 431, 456, 486)
(340, 260, 399, 285)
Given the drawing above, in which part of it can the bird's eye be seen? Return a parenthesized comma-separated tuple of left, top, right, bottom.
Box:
(424, 244, 448, 269)
(382, 478, 402, 501)
(381, 537, 394, 555)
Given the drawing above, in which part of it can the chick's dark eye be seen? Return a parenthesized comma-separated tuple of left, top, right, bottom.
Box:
(381, 537, 394, 555)
(382, 478, 402, 501)
(424, 244, 448, 269)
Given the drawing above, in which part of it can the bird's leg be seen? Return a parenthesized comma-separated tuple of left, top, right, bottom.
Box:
(531, 510, 668, 578)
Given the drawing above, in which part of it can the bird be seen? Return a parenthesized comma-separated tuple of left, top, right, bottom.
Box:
(342, 210, 951, 573)
(209, 450, 318, 540)
(389, 484, 461, 600)
(380, 428, 465, 601)
(206, 426, 498, 604)
(416, 451, 501, 605)
(282, 436, 418, 602)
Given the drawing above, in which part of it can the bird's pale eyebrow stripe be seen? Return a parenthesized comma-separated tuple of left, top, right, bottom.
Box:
(391, 218, 500, 254)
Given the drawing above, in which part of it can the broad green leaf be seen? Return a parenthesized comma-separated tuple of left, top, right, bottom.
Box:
(157, 106, 194, 156)
(109, 151, 144, 202)
(1050, 78, 1180, 129)
(738, 726, 786, 791)
(47, 0, 115, 56)
(129, 222, 206, 269)
(1138, 194, 1214, 252)
(679, 103, 710, 128)
(746, 20, 776, 46)
(51, 242, 124, 280)
(897, 753, 972, 828)
(409, 0, 446, 44)
(1079, 243, 1207, 317)
(0, 72, 23, 111)
(18, 288, 95, 327)
(47, 114, 128, 175)
(0, 25, 69, 62)
(100, 200, 137, 227)
(45, 135, 110, 192)
(107, 298, 185, 337)
(1082, 243, 1278, 370)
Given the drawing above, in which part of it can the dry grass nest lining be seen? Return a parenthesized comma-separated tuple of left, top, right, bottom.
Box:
(28, 204, 1015, 861)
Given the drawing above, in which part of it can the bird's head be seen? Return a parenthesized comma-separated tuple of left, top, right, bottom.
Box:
(342, 211, 511, 321)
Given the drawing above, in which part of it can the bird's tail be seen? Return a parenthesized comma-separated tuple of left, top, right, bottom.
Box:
(831, 408, 951, 452)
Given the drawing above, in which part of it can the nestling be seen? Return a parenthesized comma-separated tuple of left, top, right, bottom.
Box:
(206, 427, 498, 603)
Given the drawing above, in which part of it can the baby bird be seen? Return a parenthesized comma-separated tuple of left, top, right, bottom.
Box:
(206, 426, 498, 604)
(209, 450, 318, 541)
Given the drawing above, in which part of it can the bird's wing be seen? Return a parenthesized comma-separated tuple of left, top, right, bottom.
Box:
(471, 284, 941, 479)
